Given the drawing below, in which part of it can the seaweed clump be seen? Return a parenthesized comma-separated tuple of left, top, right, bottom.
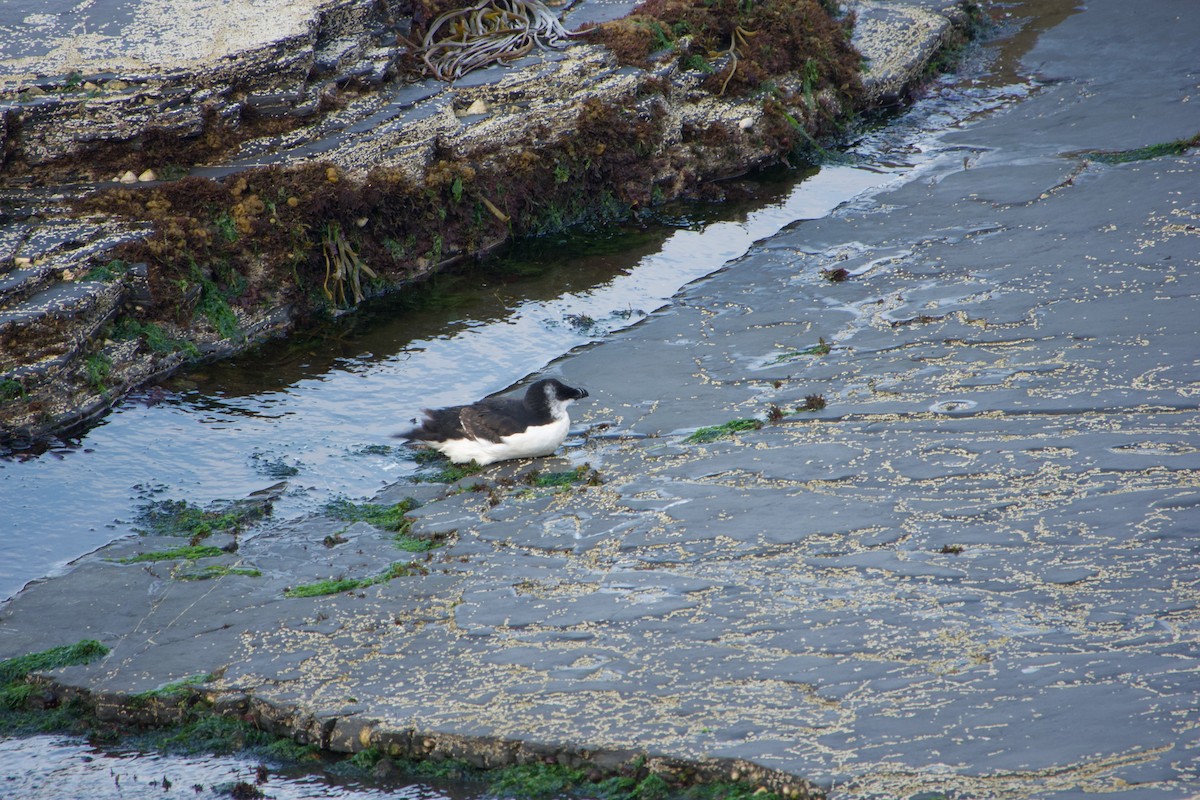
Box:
(72, 93, 668, 342)
(584, 0, 862, 106)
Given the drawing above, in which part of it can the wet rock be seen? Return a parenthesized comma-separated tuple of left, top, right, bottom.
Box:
(0, 0, 394, 167)
(852, 1, 957, 102)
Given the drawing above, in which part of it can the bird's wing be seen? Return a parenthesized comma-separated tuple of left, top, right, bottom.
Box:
(459, 400, 527, 442)
(397, 407, 466, 441)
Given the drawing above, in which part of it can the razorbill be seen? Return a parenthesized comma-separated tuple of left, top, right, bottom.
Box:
(397, 378, 589, 465)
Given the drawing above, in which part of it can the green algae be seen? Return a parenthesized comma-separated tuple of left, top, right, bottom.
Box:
(0, 640, 109, 689)
(322, 496, 442, 551)
(414, 457, 486, 483)
(155, 715, 276, 756)
(112, 317, 201, 358)
(195, 273, 242, 340)
(322, 496, 420, 531)
(394, 533, 442, 552)
(525, 465, 598, 489)
(284, 561, 427, 598)
(113, 544, 226, 563)
(250, 451, 301, 477)
(130, 674, 216, 702)
(5, 654, 795, 800)
(488, 763, 592, 799)
(0, 378, 25, 403)
(1083, 132, 1200, 164)
(771, 337, 830, 363)
(1, 640, 110, 722)
(83, 258, 125, 282)
(685, 418, 764, 443)
(134, 495, 271, 539)
(336, 748, 788, 800)
(175, 564, 262, 581)
(84, 352, 112, 391)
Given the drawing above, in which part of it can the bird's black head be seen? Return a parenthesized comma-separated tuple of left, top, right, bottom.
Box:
(527, 378, 588, 410)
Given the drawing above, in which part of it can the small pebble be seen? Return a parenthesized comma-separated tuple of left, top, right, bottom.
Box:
(739, 116, 754, 131)
(118, 170, 138, 183)
(466, 98, 489, 115)
(138, 169, 156, 182)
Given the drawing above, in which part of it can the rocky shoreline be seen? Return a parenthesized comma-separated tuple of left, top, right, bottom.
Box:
(0, 0, 976, 447)
(3, 0, 1200, 797)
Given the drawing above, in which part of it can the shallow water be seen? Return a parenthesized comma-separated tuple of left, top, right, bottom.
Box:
(0, 735, 459, 800)
(0, 161, 909, 601)
(0, 17, 1041, 796)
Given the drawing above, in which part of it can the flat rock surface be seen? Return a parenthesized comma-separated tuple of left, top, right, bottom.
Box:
(0, 0, 360, 84)
(3, 1, 1200, 799)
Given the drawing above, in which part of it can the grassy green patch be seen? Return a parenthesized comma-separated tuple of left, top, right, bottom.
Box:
(284, 561, 426, 598)
(772, 337, 830, 363)
(84, 352, 111, 391)
(1, 640, 109, 713)
(0, 378, 25, 403)
(129, 714, 322, 763)
(197, 277, 241, 340)
(322, 497, 442, 551)
(175, 564, 262, 581)
(157, 714, 274, 755)
(83, 258, 125, 282)
(593, 770, 674, 800)
(1084, 132, 1200, 164)
(112, 317, 201, 357)
(0, 640, 109, 688)
(488, 763, 591, 799)
(524, 465, 596, 489)
(414, 457, 486, 483)
(334, 752, 782, 800)
(131, 674, 215, 702)
(393, 533, 441, 552)
(214, 211, 239, 243)
(134, 496, 271, 539)
(114, 545, 226, 563)
(322, 497, 420, 531)
(685, 418, 764, 443)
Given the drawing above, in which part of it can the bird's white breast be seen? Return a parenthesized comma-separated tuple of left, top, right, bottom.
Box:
(435, 414, 570, 465)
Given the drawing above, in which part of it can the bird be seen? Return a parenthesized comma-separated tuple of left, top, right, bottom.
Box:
(396, 378, 589, 465)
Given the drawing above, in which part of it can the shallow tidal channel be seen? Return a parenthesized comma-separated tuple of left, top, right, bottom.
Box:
(0, 160, 900, 601)
(1, 43, 1032, 798)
